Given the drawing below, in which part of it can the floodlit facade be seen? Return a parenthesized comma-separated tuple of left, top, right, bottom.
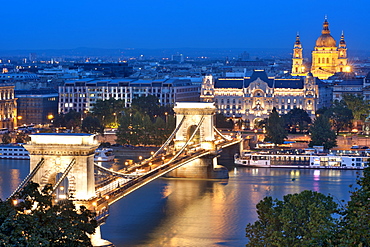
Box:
(0, 82, 17, 130)
(201, 70, 319, 127)
(58, 78, 200, 114)
(291, 17, 350, 79)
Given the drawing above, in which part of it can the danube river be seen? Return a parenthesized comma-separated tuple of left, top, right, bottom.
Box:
(0, 158, 362, 247)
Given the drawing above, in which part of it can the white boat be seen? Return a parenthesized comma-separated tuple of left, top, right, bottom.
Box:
(234, 151, 369, 169)
(94, 148, 115, 162)
(0, 144, 30, 159)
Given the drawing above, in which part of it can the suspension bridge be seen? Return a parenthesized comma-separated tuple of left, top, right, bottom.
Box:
(10, 102, 241, 246)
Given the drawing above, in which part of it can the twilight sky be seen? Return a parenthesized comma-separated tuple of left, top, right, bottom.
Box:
(1, 0, 369, 51)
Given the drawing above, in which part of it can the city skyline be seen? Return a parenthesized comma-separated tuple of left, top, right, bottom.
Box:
(1, 0, 369, 52)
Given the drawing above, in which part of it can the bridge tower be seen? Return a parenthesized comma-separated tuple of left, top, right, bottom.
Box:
(24, 133, 113, 247)
(25, 133, 99, 200)
(168, 102, 228, 179)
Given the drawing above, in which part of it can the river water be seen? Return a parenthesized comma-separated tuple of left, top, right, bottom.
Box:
(0, 158, 362, 247)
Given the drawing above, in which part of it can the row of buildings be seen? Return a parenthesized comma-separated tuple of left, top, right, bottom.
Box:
(1, 18, 370, 131)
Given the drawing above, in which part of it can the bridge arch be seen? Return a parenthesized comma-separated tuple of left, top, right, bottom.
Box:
(173, 102, 216, 151)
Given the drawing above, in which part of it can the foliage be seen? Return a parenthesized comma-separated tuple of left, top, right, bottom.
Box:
(116, 107, 175, 146)
(81, 115, 104, 134)
(246, 167, 370, 247)
(264, 108, 287, 145)
(131, 95, 174, 121)
(1, 133, 11, 144)
(337, 167, 370, 246)
(254, 118, 267, 130)
(92, 98, 125, 128)
(53, 110, 82, 130)
(342, 94, 370, 121)
(309, 115, 337, 150)
(246, 190, 338, 247)
(283, 108, 311, 133)
(215, 113, 234, 129)
(15, 132, 30, 143)
(329, 100, 354, 134)
(0, 182, 97, 246)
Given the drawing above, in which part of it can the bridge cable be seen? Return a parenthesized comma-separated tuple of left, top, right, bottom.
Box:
(150, 115, 186, 159)
(213, 126, 232, 140)
(157, 116, 205, 167)
(51, 158, 76, 194)
(94, 163, 129, 177)
(9, 158, 45, 198)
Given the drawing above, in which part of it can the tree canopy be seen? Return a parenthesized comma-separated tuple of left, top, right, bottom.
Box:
(329, 100, 354, 134)
(116, 107, 175, 146)
(264, 108, 287, 145)
(246, 190, 338, 247)
(246, 167, 370, 246)
(81, 115, 104, 134)
(309, 115, 337, 150)
(283, 108, 311, 133)
(0, 182, 97, 246)
(342, 94, 370, 121)
(92, 98, 125, 128)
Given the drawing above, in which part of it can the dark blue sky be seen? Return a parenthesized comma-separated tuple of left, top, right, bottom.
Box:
(1, 0, 369, 51)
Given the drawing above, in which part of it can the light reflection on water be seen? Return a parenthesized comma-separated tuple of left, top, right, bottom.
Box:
(102, 166, 360, 247)
(0, 159, 361, 247)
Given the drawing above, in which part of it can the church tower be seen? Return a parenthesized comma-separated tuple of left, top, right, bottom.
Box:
(337, 31, 349, 72)
(291, 33, 306, 76)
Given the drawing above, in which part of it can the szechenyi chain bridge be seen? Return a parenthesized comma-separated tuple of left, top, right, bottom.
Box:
(10, 102, 241, 246)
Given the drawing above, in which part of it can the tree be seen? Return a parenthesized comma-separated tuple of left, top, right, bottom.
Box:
(82, 115, 104, 134)
(309, 115, 337, 150)
(342, 94, 370, 121)
(92, 98, 125, 128)
(264, 108, 287, 145)
(338, 167, 370, 246)
(246, 190, 338, 247)
(15, 132, 30, 143)
(215, 113, 234, 129)
(283, 108, 311, 133)
(1, 133, 11, 144)
(52, 110, 82, 130)
(329, 100, 353, 134)
(0, 182, 97, 246)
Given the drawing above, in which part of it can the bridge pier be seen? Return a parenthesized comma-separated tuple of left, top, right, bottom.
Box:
(165, 155, 228, 179)
(90, 226, 114, 247)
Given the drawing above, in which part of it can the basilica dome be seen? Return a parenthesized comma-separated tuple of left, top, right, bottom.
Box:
(315, 18, 336, 47)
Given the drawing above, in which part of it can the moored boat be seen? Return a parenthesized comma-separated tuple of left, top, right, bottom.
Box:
(0, 144, 30, 159)
(234, 151, 369, 169)
(94, 148, 115, 162)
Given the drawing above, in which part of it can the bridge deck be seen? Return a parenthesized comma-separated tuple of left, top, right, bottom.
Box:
(85, 138, 241, 222)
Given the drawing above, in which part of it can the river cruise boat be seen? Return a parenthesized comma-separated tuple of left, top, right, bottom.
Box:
(0, 144, 30, 159)
(94, 148, 115, 162)
(234, 151, 369, 169)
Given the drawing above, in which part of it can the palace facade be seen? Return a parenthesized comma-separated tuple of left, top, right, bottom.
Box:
(201, 70, 319, 127)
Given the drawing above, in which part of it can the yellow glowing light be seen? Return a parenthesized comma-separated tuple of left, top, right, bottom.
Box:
(17, 116, 22, 120)
(47, 114, 54, 120)
(92, 202, 97, 207)
(344, 66, 351, 72)
(105, 195, 110, 200)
